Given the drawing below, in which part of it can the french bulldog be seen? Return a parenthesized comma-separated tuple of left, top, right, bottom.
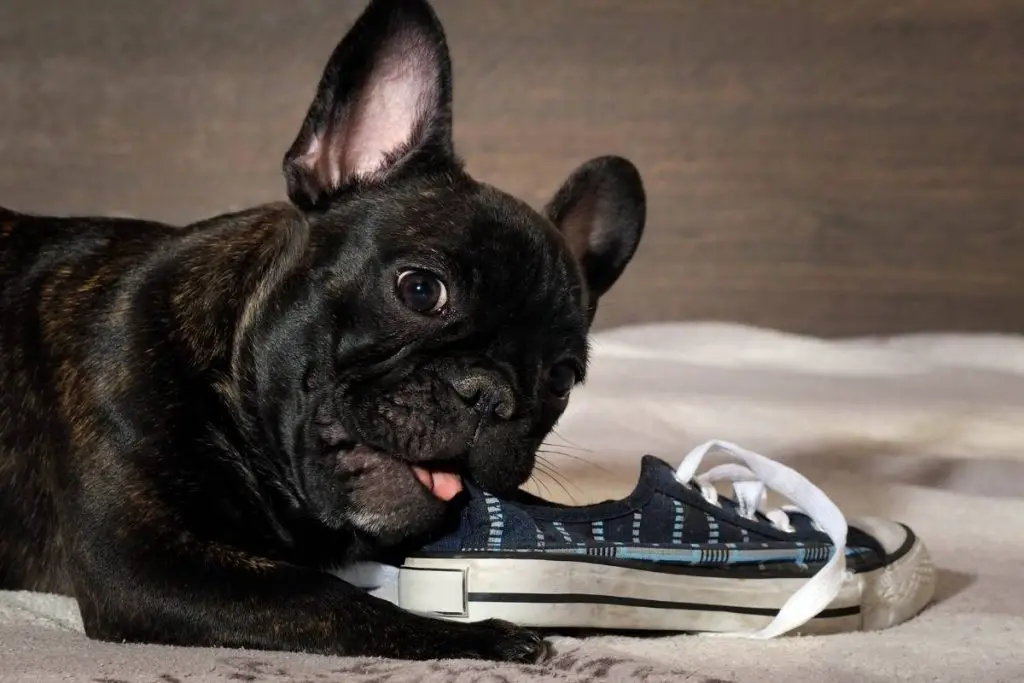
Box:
(0, 0, 645, 663)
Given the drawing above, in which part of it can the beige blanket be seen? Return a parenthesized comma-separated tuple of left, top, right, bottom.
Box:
(3, 323, 1023, 682)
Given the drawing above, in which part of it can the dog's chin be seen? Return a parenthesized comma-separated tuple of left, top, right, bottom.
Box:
(306, 445, 463, 545)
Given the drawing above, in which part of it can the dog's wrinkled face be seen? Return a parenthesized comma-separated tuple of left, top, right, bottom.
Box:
(293, 179, 596, 543)
(257, 0, 645, 545)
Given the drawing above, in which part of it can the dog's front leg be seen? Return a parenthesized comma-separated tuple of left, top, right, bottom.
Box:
(70, 525, 547, 663)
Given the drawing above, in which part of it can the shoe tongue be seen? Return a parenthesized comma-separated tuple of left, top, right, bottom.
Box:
(638, 453, 749, 514)
(638, 453, 682, 485)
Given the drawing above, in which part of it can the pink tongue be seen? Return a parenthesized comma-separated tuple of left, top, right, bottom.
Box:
(411, 466, 464, 501)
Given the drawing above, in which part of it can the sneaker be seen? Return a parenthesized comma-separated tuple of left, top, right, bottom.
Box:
(387, 440, 937, 637)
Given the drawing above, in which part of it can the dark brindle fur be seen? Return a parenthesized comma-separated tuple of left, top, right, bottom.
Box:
(0, 0, 645, 662)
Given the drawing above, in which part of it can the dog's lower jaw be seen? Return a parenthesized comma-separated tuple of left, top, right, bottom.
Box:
(346, 506, 413, 540)
(293, 442, 453, 545)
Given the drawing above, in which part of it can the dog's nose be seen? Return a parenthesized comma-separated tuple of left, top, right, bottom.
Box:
(450, 374, 516, 420)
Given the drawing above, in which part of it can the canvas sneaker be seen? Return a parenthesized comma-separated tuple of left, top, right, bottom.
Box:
(380, 440, 936, 637)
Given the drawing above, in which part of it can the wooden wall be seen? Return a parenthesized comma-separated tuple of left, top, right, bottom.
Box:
(2, 0, 1022, 335)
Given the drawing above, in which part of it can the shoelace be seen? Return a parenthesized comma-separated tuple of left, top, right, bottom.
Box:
(674, 440, 849, 639)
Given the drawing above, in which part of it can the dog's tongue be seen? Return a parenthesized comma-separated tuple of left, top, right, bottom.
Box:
(411, 466, 463, 501)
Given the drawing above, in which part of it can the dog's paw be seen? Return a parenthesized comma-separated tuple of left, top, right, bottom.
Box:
(480, 619, 551, 663)
(456, 619, 551, 664)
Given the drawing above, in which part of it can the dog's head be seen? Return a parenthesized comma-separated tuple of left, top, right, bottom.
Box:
(253, 0, 645, 545)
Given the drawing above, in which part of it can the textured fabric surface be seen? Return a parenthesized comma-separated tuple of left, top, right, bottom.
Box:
(4, 323, 1024, 682)
(416, 455, 882, 575)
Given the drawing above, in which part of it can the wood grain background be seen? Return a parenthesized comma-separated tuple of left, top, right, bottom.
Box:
(1, 0, 1022, 336)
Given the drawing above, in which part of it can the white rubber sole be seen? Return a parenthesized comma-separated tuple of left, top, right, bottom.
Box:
(396, 534, 936, 635)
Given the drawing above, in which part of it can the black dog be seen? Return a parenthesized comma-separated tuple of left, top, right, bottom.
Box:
(0, 0, 644, 663)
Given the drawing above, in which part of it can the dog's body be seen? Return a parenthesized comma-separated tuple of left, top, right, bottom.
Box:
(0, 0, 644, 662)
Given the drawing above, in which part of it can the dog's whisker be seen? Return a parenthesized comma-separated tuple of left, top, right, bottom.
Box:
(535, 454, 578, 479)
(537, 447, 593, 463)
(535, 453, 561, 469)
(540, 441, 592, 454)
(536, 448, 615, 476)
(530, 466, 574, 504)
(543, 470, 580, 504)
(546, 429, 594, 453)
(533, 459, 570, 484)
(533, 460, 559, 479)
(524, 474, 554, 499)
(530, 459, 584, 504)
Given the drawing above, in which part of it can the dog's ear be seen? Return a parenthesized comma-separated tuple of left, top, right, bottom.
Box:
(545, 156, 646, 316)
(283, 0, 455, 210)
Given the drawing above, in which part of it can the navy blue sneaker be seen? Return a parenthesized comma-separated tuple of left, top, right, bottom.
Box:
(389, 441, 936, 637)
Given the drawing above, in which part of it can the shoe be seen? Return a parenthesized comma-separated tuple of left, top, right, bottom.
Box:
(389, 440, 937, 637)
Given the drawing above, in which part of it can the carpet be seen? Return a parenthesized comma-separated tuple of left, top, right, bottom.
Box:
(3, 322, 1023, 682)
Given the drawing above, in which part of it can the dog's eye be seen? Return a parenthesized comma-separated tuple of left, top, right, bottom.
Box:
(396, 270, 448, 315)
(545, 362, 578, 399)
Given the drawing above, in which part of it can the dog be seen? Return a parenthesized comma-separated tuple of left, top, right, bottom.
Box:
(0, 0, 645, 663)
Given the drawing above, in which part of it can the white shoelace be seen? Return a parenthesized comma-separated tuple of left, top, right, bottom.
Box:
(674, 440, 849, 639)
